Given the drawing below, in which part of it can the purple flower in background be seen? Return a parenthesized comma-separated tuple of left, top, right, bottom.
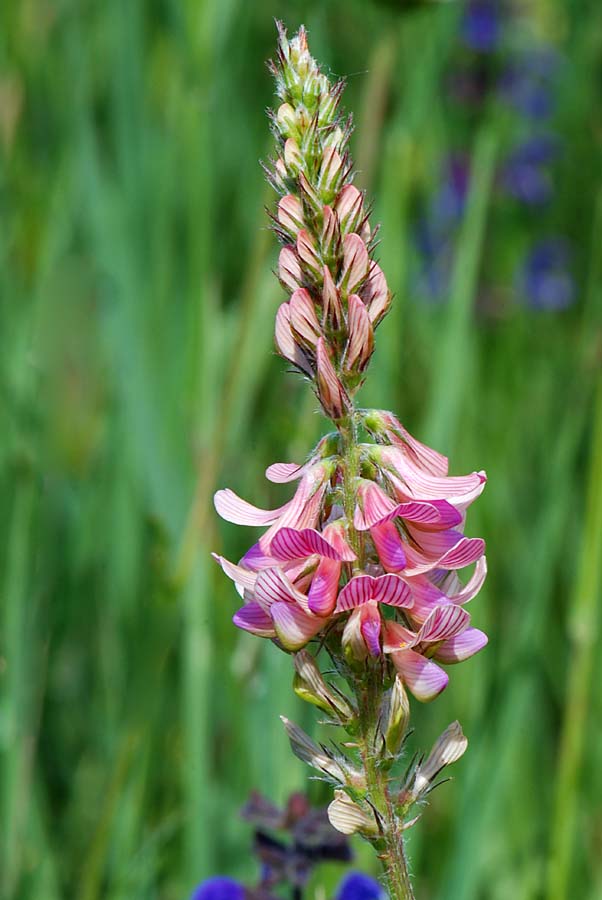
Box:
(337, 873, 386, 900)
(520, 239, 575, 310)
(461, 0, 503, 52)
(499, 49, 560, 119)
(500, 135, 560, 206)
(434, 154, 470, 224)
(191, 877, 245, 900)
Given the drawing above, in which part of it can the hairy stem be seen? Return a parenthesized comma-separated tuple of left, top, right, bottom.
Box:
(356, 669, 415, 900)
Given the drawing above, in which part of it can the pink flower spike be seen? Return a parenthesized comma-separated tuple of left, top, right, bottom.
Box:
(434, 628, 488, 664)
(359, 601, 382, 657)
(275, 303, 312, 375)
(265, 462, 305, 483)
(271, 601, 325, 650)
(370, 520, 407, 572)
(214, 488, 289, 526)
(278, 245, 303, 291)
(345, 294, 374, 372)
(270, 527, 344, 561)
(354, 479, 398, 531)
(233, 602, 277, 638)
(308, 557, 341, 615)
(391, 648, 449, 702)
(411, 605, 470, 646)
(340, 234, 369, 294)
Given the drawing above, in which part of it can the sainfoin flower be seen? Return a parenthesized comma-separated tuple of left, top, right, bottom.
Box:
(214, 409, 487, 701)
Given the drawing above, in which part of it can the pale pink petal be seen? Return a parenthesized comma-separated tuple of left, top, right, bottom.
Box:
(359, 602, 382, 657)
(441, 556, 488, 604)
(334, 184, 364, 233)
(336, 575, 374, 611)
(289, 288, 322, 347)
(391, 649, 449, 702)
(340, 234, 369, 294)
(214, 488, 288, 526)
(233, 602, 276, 638)
(278, 194, 304, 233)
(212, 553, 257, 591)
(296, 229, 321, 277)
(274, 303, 312, 375)
(321, 521, 357, 562)
(371, 573, 413, 608)
(361, 262, 390, 324)
(322, 266, 343, 330)
(308, 557, 341, 615)
(265, 462, 305, 483)
(434, 628, 488, 663)
(318, 147, 343, 193)
(379, 446, 486, 508)
(354, 479, 398, 531)
(412, 605, 470, 645)
(370, 520, 407, 572)
(342, 607, 368, 661)
(278, 245, 303, 291)
(382, 620, 415, 652)
(321, 205, 338, 255)
(271, 527, 344, 561)
(378, 411, 448, 476)
(316, 338, 349, 420)
(271, 601, 325, 650)
(345, 294, 374, 371)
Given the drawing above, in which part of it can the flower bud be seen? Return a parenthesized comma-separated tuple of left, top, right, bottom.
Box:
(316, 338, 350, 421)
(322, 266, 343, 331)
(321, 206, 340, 259)
(412, 721, 468, 798)
(278, 245, 303, 292)
(281, 716, 346, 782)
(293, 650, 354, 721)
(278, 194, 304, 235)
(276, 102, 297, 136)
(339, 234, 369, 295)
(318, 147, 344, 198)
(327, 790, 379, 836)
(381, 675, 410, 757)
(284, 138, 303, 174)
(289, 288, 322, 350)
(335, 185, 364, 235)
(345, 294, 374, 374)
(296, 230, 322, 280)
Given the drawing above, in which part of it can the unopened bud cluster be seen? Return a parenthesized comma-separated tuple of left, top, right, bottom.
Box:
(266, 23, 391, 417)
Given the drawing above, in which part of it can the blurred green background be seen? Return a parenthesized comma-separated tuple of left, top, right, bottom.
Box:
(1, 0, 601, 898)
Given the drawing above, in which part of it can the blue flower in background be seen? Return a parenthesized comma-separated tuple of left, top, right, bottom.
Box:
(190, 877, 246, 900)
(461, 0, 503, 52)
(500, 135, 560, 206)
(520, 239, 575, 310)
(498, 49, 560, 120)
(337, 872, 386, 900)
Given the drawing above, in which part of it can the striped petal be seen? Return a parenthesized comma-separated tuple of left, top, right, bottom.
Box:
(289, 288, 321, 347)
(377, 411, 449, 476)
(254, 568, 301, 610)
(361, 262, 390, 324)
(271, 602, 325, 650)
(271, 527, 343, 561)
(265, 462, 305, 483)
(434, 627, 488, 663)
(345, 294, 374, 372)
(212, 553, 257, 592)
(412, 605, 470, 645)
(391, 648, 449, 702)
(278, 244, 303, 291)
(336, 575, 375, 611)
(308, 557, 341, 615)
(340, 233, 369, 294)
(214, 489, 288, 526)
(275, 303, 312, 375)
(440, 556, 488, 604)
(321, 521, 357, 562)
(378, 446, 486, 508)
(354, 480, 398, 531)
(371, 574, 413, 608)
(233, 602, 276, 638)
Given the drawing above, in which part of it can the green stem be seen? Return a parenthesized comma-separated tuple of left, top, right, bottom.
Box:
(356, 668, 415, 900)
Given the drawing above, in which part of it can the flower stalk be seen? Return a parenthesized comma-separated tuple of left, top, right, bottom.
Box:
(213, 23, 488, 899)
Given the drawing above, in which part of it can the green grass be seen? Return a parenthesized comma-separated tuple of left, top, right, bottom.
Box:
(1, 0, 601, 898)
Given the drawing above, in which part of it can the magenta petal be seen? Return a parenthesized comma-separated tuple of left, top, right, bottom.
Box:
(438, 537, 486, 569)
(270, 527, 344, 561)
(393, 499, 462, 530)
(254, 568, 300, 610)
(336, 575, 375, 611)
(413, 605, 470, 645)
(371, 573, 413, 608)
(265, 462, 305, 483)
(214, 489, 288, 526)
(354, 480, 398, 531)
(240, 542, 274, 571)
(359, 603, 382, 657)
(391, 648, 449, 702)
(270, 602, 324, 650)
(434, 628, 488, 663)
(370, 520, 407, 571)
(308, 558, 341, 615)
(445, 557, 488, 602)
(233, 602, 276, 638)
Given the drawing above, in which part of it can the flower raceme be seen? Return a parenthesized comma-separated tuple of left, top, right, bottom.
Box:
(214, 410, 487, 702)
